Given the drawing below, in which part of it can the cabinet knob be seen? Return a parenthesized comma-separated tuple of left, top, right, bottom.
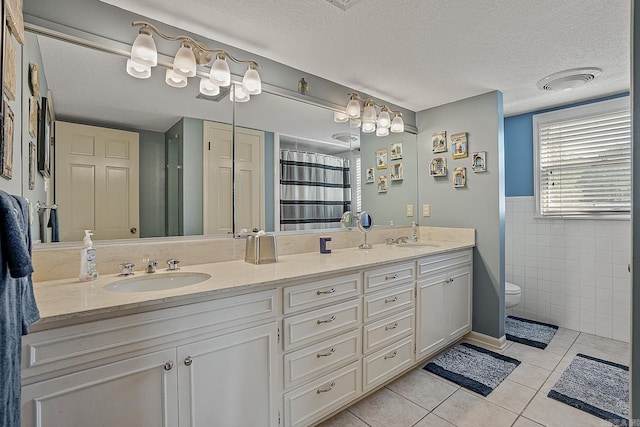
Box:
(184, 356, 193, 366)
(163, 361, 174, 371)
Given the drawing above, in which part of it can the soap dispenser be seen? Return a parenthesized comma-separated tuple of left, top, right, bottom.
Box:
(411, 221, 418, 242)
(79, 230, 99, 281)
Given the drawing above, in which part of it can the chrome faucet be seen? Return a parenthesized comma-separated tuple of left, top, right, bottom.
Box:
(118, 262, 135, 276)
(395, 236, 409, 244)
(145, 260, 159, 273)
(167, 259, 180, 271)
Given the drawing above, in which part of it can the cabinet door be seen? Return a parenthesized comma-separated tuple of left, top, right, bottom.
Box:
(177, 322, 278, 427)
(447, 266, 472, 340)
(21, 348, 178, 427)
(416, 274, 448, 360)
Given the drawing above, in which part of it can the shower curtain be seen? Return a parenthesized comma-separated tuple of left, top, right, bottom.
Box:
(280, 150, 351, 231)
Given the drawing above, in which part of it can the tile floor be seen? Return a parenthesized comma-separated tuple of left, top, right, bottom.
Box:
(317, 328, 629, 427)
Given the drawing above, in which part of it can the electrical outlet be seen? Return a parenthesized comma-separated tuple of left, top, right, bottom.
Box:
(423, 204, 430, 217)
(406, 204, 414, 217)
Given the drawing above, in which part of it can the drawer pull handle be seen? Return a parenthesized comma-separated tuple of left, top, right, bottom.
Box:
(317, 287, 337, 295)
(385, 322, 399, 331)
(317, 315, 336, 325)
(316, 381, 336, 394)
(317, 348, 336, 358)
(385, 296, 398, 303)
(384, 274, 399, 280)
(384, 351, 398, 360)
(163, 361, 174, 371)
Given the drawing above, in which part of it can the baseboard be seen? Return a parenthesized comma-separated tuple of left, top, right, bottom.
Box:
(463, 331, 508, 351)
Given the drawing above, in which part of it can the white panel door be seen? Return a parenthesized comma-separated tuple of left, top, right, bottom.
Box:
(55, 121, 139, 241)
(234, 127, 264, 232)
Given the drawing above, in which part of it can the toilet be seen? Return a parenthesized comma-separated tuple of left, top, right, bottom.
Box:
(505, 282, 522, 308)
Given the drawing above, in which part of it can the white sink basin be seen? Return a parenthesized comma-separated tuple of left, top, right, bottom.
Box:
(397, 241, 440, 248)
(104, 273, 211, 293)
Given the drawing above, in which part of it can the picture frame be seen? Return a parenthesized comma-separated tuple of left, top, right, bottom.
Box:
(1, 100, 14, 179)
(3, 25, 16, 101)
(472, 151, 487, 172)
(29, 96, 37, 137)
(432, 131, 447, 153)
(28, 142, 36, 189)
(451, 132, 468, 159)
(5, 0, 23, 45)
(366, 167, 375, 183)
(390, 162, 403, 180)
(377, 175, 388, 193)
(29, 63, 40, 97)
(430, 157, 447, 176)
(453, 167, 467, 188)
(38, 96, 51, 177)
(376, 148, 388, 169)
(390, 141, 403, 160)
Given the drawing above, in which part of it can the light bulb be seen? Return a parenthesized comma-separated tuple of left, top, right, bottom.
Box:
(165, 68, 187, 88)
(334, 111, 348, 123)
(390, 112, 405, 133)
(199, 77, 220, 96)
(376, 126, 389, 137)
(377, 107, 391, 128)
(130, 30, 157, 67)
(126, 58, 151, 79)
(362, 121, 376, 133)
(211, 55, 231, 86)
(242, 65, 261, 95)
(173, 44, 196, 77)
(346, 95, 361, 118)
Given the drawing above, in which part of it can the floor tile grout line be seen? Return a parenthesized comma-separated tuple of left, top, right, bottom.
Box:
(345, 408, 372, 427)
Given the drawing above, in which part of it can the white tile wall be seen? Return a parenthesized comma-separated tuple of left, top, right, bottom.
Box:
(505, 196, 631, 342)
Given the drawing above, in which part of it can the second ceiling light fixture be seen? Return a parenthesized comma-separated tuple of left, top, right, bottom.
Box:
(125, 21, 262, 102)
(334, 93, 405, 137)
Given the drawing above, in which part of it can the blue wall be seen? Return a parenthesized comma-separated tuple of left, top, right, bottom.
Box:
(504, 93, 629, 197)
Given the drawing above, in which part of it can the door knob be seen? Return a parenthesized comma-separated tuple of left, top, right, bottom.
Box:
(130, 227, 137, 234)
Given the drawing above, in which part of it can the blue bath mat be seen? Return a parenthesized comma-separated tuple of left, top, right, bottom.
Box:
(505, 315, 558, 349)
(548, 353, 629, 426)
(424, 343, 520, 396)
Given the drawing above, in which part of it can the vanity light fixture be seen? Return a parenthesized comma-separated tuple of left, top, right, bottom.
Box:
(126, 21, 262, 100)
(335, 93, 405, 137)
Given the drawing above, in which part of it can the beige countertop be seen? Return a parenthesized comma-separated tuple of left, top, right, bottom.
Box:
(31, 240, 474, 330)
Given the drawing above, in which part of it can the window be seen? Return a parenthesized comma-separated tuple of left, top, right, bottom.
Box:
(533, 97, 631, 217)
(355, 155, 362, 212)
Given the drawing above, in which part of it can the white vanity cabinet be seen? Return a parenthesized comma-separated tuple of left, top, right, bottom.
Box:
(416, 249, 473, 360)
(21, 289, 279, 427)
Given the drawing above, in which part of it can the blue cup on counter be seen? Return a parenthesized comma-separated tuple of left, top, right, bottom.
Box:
(320, 237, 332, 254)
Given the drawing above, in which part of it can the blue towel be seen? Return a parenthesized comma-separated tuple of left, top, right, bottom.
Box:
(0, 190, 40, 427)
(47, 207, 59, 242)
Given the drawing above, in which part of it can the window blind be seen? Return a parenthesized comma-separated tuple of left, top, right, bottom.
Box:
(355, 155, 362, 212)
(537, 107, 631, 216)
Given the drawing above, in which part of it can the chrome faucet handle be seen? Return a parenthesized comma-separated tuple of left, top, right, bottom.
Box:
(396, 236, 409, 244)
(145, 260, 159, 273)
(118, 263, 135, 276)
(385, 238, 395, 245)
(167, 259, 180, 271)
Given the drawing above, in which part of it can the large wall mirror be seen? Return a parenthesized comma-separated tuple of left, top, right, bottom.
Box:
(20, 0, 418, 244)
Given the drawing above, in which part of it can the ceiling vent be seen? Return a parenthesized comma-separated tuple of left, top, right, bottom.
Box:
(325, 0, 362, 11)
(332, 132, 359, 143)
(536, 68, 602, 91)
(195, 86, 230, 102)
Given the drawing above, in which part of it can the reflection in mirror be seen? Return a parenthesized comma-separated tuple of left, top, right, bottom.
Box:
(340, 211, 355, 229)
(356, 211, 374, 249)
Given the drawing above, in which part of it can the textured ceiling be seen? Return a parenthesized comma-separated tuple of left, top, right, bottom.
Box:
(100, 0, 631, 116)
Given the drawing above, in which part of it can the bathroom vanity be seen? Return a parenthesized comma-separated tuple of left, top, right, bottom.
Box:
(22, 235, 473, 427)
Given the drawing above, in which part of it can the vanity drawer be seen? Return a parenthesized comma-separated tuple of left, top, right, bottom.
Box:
(418, 249, 472, 278)
(364, 262, 415, 293)
(283, 273, 361, 314)
(283, 329, 360, 389)
(363, 309, 414, 355)
(363, 284, 414, 322)
(283, 299, 361, 351)
(362, 336, 414, 392)
(284, 361, 361, 427)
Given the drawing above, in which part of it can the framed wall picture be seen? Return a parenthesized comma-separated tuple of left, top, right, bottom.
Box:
(453, 167, 467, 188)
(390, 141, 403, 160)
(5, 0, 24, 45)
(3, 25, 16, 101)
(1, 101, 14, 179)
(390, 162, 403, 180)
(451, 132, 468, 159)
(376, 148, 388, 169)
(28, 142, 36, 189)
(432, 131, 447, 153)
(366, 167, 375, 183)
(29, 96, 37, 137)
(29, 63, 40, 97)
(472, 151, 487, 172)
(377, 175, 388, 193)
(38, 96, 51, 177)
(430, 157, 447, 176)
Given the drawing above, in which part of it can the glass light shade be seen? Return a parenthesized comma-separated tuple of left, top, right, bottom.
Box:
(346, 98, 361, 118)
(349, 118, 362, 128)
(334, 111, 348, 123)
(211, 57, 231, 86)
(230, 84, 250, 102)
(131, 32, 157, 67)
(126, 58, 151, 79)
(390, 113, 405, 133)
(362, 104, 377, 122)
(173, 45, 196, 77)
(362, 121, 376, 133)
(376, 126, 389, 137)
(165, 68, 188, 88)
(199, 77, 220, 96)
(377, 109, 391, 128)
(242, 67, 262, 95)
